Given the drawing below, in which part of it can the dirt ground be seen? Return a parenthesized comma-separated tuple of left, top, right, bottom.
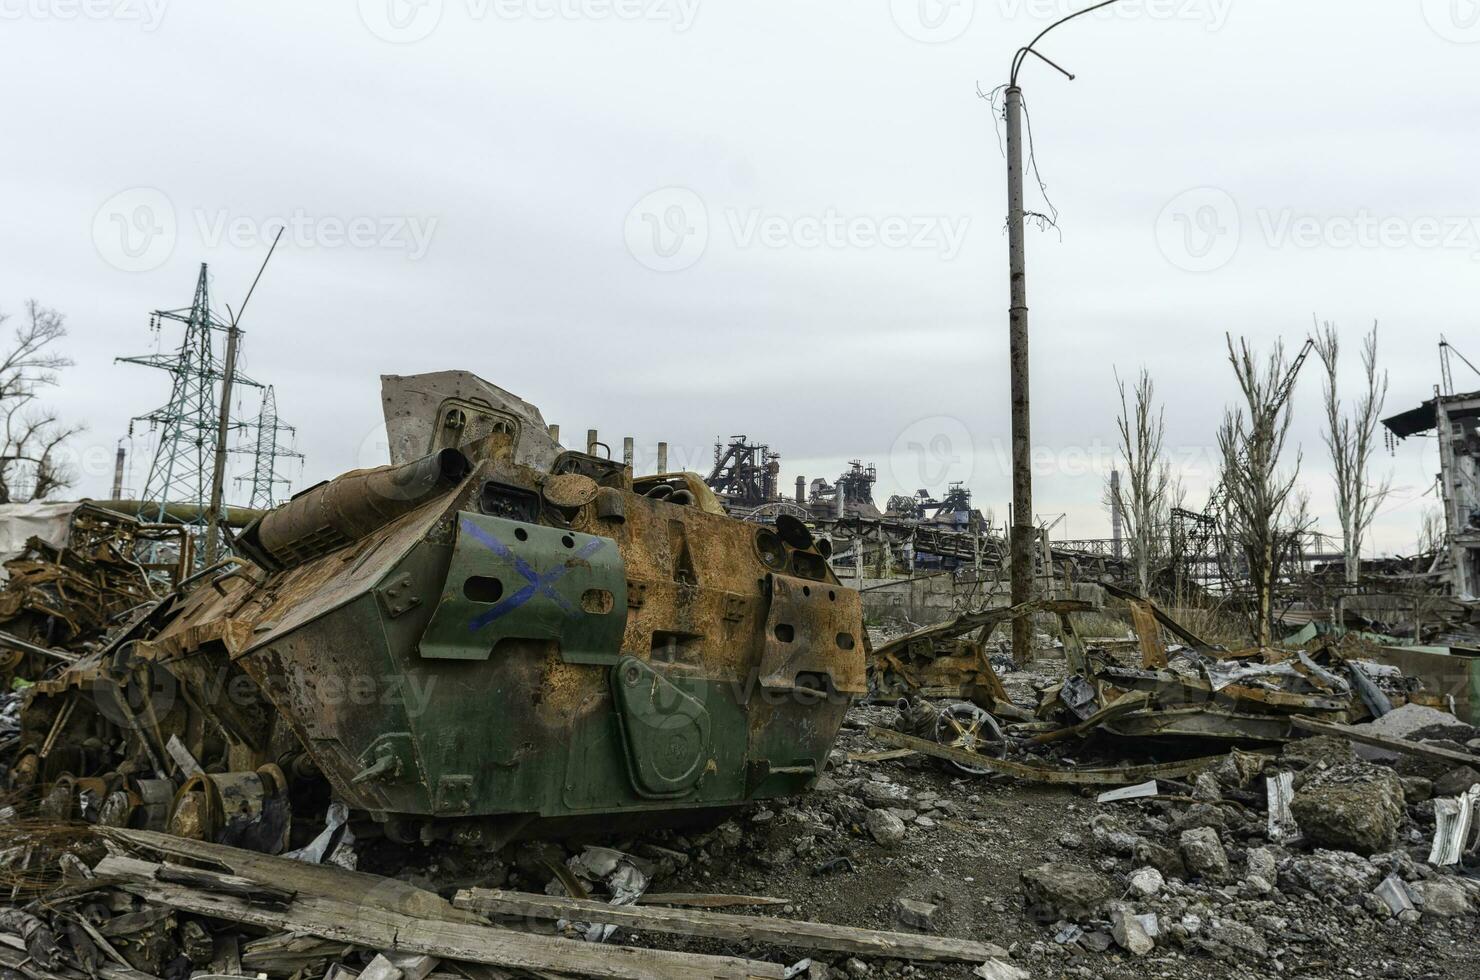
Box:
(363, 654, 1480, 980)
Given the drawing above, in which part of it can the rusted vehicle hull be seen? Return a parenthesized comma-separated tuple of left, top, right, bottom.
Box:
(17, 374, 865, 848)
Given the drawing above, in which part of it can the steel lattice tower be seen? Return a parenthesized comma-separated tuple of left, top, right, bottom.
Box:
(235, 385, 303, 510)
(118, 263, 263, 533)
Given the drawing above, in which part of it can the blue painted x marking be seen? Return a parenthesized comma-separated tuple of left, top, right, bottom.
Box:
(459, 518, 605, 631)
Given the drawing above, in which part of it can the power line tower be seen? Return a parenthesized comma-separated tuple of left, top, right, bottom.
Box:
(234, 385, 303, 510)
(118, 263, 262, 551)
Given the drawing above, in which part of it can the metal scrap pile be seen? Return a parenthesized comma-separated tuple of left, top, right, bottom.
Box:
(0, 504, 186, 662)
(867, 590, 1454, 781)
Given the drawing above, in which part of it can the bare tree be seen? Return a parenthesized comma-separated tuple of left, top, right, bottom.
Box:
(1108, 368, 1171, 595)
(0, 302, 82, 503)
(1217, 335, 1310, 647)
(1313, 320, 1391, 586)
(1409, 506, 1448, 640)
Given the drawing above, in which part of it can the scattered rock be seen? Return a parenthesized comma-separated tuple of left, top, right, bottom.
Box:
(1290, 762, 1405, 854)
(1109, 904, 1154, 956)
(866, 809, 906, 846)
(1128, 866, 1164, 898)
(1090, 815, 1142, 856)
(895, 898, 940, 932)
(1433, 766, 1480, 798)
(1133, 840, 1188, 880)
(1287, 849, 1383, 899)
(860, 781, 912, 808)
(1020, 863, 1112, 921)
(1412, 878, 1471, 920)
(1245, 846, 1278, 884)
(1282, 734, 1357, 771)
(1400, 775, 1434, 803)
(1192, 772, 1223, 801)
(1179, 827, 1230, 881)
(1173, 803, 1227, 833)
(1204, 918, 1267, 958)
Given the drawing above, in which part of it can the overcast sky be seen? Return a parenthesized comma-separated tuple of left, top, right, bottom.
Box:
(3, 0, 1477, 555)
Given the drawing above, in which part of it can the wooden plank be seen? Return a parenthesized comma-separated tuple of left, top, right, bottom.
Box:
(847, 749, 918, 763)
(0, 933, 161, 980)
(638, 894, 790, 909)
(96, 855, 785, 980)
(868, 726, 1227, 785)
(1291, 715, 1480, 767)
(1126, 599, 1167, 668)
(454, 888, 1007, 964)
(96, 827, 482, 925)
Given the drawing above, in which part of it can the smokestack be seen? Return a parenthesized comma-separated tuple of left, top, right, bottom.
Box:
(623, 437, 634, 468)
(657, 442, 668, 473)
(586, 429, 599, 455)
(796, 475, 805, 504)
(111, 442, 126, 499)
(835, 485, 845, 518)
(548, 424, 560, 444)
(1110, 469, 1124, 560)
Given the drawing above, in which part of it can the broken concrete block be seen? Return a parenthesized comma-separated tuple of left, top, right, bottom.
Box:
(1110, 905, 1154, 956)
(1128, 867, 1164, 898)
(894, 898, 940, 932)
(973, 961, 1031, 980)
(1282, 734, 1357, 770)
(1020, 862, 1112, 921)
(1288, 849, 1383, 899)
(1089, 815, 1142, 856)
(866, 808, 906, 846)
(860, 780, 912, 808)
(1192, 772, 1223, 801)
(1373, 874, 1416, 917)
(1172, 802, 1227, 833)
(1179, 827, 1230, 881)
(1246, 846, 1278, 885)
(1400, 775, 1434, 803)
(1412, 878, 1471, 920)
(1204, 918, 1267, 958)
(1133, 840, 1187, 880)
(1290, 762, 1406, 855)
(1433, 766, 1480, 798)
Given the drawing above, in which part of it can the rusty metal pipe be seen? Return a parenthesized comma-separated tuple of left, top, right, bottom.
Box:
(245, 448, 471, 568)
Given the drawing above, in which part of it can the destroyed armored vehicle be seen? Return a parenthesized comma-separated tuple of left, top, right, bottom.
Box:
(15, 373, 865, 849)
